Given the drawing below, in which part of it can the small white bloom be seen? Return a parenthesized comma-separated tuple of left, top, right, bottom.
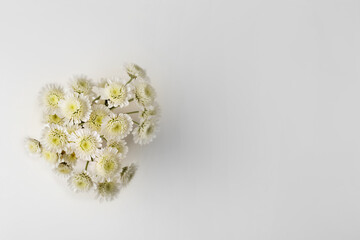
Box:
(84, 105, 111, 132)
(94, 147, 121, 179)
(120, 163, 137, 186)
(62, 151, 78, 165)
(55, 162, 73, 175)
(107, 138, 128, 158)
(42, 149, 59, 164)
(134, 81, 156, 107)
(59, 94, 92, 125)
(66, 125, 81, 135)
(97, 78, 132, 108)
(132, 119, 158, 145)
(92, 78, 108, 101)
(140, 102, 161, 121)
(43, 113, 64, 125)
(123, 63, 147, 79)
(68, 172, 93, 192)
(97, 78, 108, 88)
(101, 113, 133, 140)
(69, 129, 102, 161)
(95, 179, 121, 201)
(41, 124, 69, 153)
(25, 138, 42, 154)
(39, 84, 65, 114)
(69, 75, 94, 96)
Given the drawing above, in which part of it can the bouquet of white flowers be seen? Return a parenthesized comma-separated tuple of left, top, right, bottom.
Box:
(25, 63, 160, 201)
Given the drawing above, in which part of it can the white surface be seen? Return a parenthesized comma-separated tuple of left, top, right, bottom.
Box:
(0, 0, 360, 239)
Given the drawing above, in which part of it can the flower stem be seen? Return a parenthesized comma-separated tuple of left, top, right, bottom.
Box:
(126, 111, 139, 114)
(92, 96, 100, 104)
(133, 120, 139, 125)
(125, 76, 135, 86)
(85, 161, 89, 171)
(109, 99, 134, 110)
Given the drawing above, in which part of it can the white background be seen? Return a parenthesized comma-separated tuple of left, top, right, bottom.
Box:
(0, 0, 360, 239)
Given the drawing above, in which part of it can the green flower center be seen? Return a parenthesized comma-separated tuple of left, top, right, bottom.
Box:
(105, 182, 114, 191)
(146, 126, 154, 135)
(144, 86, 152, 97)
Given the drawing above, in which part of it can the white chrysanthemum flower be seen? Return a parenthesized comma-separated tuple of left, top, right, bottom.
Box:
(97, 78, 108, 88)
(120, 164, 137, 186)
(25, 138, 42, 154)
(55, 162, 73, 175)
(95, 179, 121, 201)
(69, 129, 102, 161)
(107, 138, 128, 158)
(41, 124, 69, 153)
(42, 149, 59, 164)
(68, 172, 93, 192)
(62, 151, 77, 165)
(101, 113, 133, 140)
(134, 81, 156, 107)
(39, 84, 65, 114)
(66, 125, 80, 135)
(97, 78, 132, 108)
(92, 78, 108, 101)
(59, 94, 92, 125)
(43, 113, 64, 125)
(94, 147, 121, 179)
(84, 105, 111, 132)
(132, 119, 158, 145)
(69, 75, 94, 96)
(124, 63, 147, 79)
(140, 102, 161, 121)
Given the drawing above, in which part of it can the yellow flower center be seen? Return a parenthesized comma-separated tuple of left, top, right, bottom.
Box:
(108, 84, 126, 102)
(50, 114, 60, 122)
(80, 138, 93, 152)
(78, 80, 86, 87)
(112, 123, 122, 133)
(76, 181, 86, 188)
(67, 152, 77, 163)
(57, 163, 72, 174)
(43, 151, 57, 163)
(28, 143, 37, 153)
(47, 94, 59, 106)
(72, 173, 92, 190)
(96, 155, 118, 177)
(67, 103, 79, 113)
(50, 136, 60, 145)
(95, 115, 103, 125)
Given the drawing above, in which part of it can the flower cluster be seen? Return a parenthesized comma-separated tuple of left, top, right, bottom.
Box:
(25, 63, 160, 201)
